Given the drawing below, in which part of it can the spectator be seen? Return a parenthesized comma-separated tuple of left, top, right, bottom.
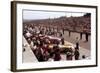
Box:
(80, 32, 83, 40)
(74, 49, 80, 60)
(75, 37, 79, 50)
(25, 31, 32, 40)
(62, 28, 64, 34)
(69, 31, 71, 37)
(35, 46, 44, 62)
(61, 37, 64, 45)
(53, 48, 61, 61)
(85, 33, 89, 42)
(66, 52, 73, 60)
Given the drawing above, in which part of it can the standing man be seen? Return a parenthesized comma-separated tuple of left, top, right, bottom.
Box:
(80, 32, 83, 40)
(69, 31, 71, 37)
(75, 37, 79, 50)
(74, 49, 80, 60)
(83, 25, 88, 42)
(61, 37, 64, 45)
(85, 33, 89, 42)
(62, 28, 64, 34)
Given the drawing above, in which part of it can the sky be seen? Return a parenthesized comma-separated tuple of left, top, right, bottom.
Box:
(23, 10, 86, 20)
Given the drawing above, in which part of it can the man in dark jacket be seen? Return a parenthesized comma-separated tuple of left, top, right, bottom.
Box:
(74, 49, 80, 60)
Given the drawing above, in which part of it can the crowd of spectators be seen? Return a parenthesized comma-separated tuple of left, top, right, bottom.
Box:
(24, 13, 91, 34)
(23, 24, 81, 62)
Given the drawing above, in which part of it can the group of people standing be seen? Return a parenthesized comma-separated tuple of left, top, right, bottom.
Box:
(23, 23, 89, 62)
